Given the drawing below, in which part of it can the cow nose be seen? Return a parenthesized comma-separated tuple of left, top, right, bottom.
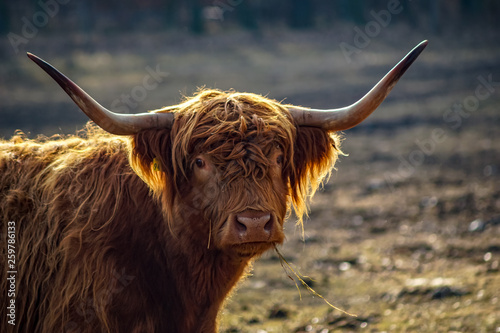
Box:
(234, 211, 273, 241)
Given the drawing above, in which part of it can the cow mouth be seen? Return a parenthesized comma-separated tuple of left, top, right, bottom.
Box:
(232, 241, 276, 257)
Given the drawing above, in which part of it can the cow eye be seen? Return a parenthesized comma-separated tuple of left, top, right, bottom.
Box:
(276, 155, 283, 165)
(195, 158, 205, 168)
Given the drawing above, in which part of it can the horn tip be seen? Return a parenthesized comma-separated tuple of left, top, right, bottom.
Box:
(26, 52, 47, 68)
(403, 40, 428, 68)
(26, 52, 37, 60)
(415, 40, 429, 52)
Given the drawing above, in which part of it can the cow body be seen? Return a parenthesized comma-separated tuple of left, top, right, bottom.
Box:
(0, 91, 339, 332)
(1, 42, 426, 332)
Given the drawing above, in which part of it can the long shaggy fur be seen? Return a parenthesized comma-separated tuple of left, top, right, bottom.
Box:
(0, 89, 340, 332)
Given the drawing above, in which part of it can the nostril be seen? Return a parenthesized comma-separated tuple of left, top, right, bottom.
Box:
(264, 218, 273, 233)
(236, 220, 247, 233)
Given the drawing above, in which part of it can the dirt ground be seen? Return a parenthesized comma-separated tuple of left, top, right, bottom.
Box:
(1, 25, 499, 332)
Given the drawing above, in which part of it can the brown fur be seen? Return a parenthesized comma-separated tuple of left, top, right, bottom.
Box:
(0, 89, 340, 332)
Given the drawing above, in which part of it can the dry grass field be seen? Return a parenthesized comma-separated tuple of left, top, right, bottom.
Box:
(1, 25, 499, 332)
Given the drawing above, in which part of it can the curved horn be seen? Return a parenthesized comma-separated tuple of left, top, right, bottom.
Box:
(27, 53, 174, 135)
(289, 40, 428, 131)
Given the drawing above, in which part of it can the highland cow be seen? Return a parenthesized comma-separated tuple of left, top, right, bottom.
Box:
(0, 41, 427, 332)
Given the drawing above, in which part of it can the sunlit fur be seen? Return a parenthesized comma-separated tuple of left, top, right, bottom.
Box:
(132, 89, 340, 230)
(0, 89, 340, 332)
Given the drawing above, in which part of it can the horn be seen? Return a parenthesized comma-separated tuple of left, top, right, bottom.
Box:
(27, 53, 174, 135)
(289, 40, 428, 131)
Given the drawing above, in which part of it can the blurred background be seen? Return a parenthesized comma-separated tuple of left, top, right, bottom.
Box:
(1, 0, 499, 136)
(1, 1, 499, 332)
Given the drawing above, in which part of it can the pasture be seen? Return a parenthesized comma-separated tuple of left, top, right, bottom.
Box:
(1, 27, 499, 332)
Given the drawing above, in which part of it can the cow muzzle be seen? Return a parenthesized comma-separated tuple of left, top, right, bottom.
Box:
(235, 211, 273, 242)
(221, 210, 284, 255)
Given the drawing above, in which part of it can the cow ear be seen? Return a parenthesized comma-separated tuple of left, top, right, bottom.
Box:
(130, 129, 176, 209)
(289, 127, 342, 224)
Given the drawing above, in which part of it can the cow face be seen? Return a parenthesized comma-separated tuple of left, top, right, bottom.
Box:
(185, 122, 289, 256)
(170, 92, 296, 257)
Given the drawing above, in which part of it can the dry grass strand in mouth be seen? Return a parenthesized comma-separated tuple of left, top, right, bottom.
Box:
(274, 245, 357, 317)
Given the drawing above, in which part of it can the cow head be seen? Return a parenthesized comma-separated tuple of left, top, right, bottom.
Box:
(27, 41, 427, 257)
(130, 90, 340, 257)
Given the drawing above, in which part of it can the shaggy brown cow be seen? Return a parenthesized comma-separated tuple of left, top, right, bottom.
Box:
(0, 41, 427, 332)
